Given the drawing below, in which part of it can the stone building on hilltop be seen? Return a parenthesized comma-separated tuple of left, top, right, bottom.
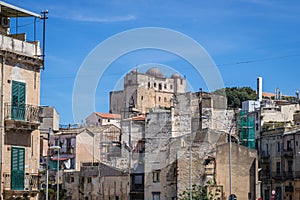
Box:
(110, 67, 186, 118)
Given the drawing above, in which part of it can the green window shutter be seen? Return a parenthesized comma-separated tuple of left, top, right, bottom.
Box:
(11, 81, 26, 120)
(11, 146, 25, 190)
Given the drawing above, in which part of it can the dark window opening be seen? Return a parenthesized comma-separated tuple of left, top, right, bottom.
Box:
(287, 140, 292, 151)
(288, 160, 293, 173)
(276, 162, 281, 175)
(152, 192, 160, 200)
(87, 177, 92, 183)
(153, 171, 160, 183)
(158, 83, 162, 90)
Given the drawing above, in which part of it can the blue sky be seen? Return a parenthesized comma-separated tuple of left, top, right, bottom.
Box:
(5, 0, 300, 124)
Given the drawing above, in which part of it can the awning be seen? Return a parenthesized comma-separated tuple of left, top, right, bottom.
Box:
(51, 157, 69, 161)
(51, 154, 75, 161)
(0, 1, 41, 18)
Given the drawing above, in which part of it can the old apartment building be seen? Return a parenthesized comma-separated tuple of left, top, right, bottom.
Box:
(260, 126, 300, 200)
(0, 2, 45, 199)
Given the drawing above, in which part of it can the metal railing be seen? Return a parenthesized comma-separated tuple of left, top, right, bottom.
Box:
(261, 151, 270, 159)
(3, 172, 39, 191)
(271, 172, 282, 180)
(283, 171, 294, 180)
(283, 148, 293, 157)
(4, 102, 40, 123)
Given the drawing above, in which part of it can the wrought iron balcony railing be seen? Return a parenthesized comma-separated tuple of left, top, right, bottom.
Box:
(261, 151, 270, 159)
(3, 172, 39, 191)
(283, 148, 294, 157)
(271, 172, 282, 180)
(4, 102, 40, 124)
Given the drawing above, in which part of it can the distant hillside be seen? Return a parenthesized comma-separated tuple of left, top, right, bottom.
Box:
(213, 87, 256, 108)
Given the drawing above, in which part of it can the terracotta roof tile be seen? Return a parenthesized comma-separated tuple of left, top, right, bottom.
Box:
(131, 115, 146, 121)
(262, 92, 275, 98)
(95, 112, 121, 119)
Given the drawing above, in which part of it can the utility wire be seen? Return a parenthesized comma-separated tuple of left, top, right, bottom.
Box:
(41, 53, 300, 80)
(217, 54, 300, 67)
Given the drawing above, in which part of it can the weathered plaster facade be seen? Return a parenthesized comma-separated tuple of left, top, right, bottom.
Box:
(260, 126, 300, 200)
(0, 3, 43, 199)
(216, 143, 258, 200)
(76, 125, 121, 170)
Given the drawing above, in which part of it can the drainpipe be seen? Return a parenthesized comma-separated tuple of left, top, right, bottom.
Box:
(0, 55, 5, 200)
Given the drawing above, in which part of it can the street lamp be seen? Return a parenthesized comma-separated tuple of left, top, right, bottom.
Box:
(201, 116, 235, 196)
(50, 145, 61, 200)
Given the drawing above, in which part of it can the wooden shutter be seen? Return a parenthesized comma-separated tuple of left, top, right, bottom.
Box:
(11, 81, 26, 120)
(11, 146, 25, 190)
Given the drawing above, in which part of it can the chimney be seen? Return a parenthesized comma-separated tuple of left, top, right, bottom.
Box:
(257, 77, 262, 102)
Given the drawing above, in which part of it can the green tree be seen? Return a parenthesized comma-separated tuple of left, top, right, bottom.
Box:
(178, 181, 222, 200)
(213, 87, 256, 108)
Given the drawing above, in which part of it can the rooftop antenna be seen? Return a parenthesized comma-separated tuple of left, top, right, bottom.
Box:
(41, 10, 48, 70)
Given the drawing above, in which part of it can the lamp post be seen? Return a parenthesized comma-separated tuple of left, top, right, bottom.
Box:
(50, 145, 61, 200)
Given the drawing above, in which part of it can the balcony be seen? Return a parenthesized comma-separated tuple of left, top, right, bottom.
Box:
(260, 171, 271, 180)
(294, 171, 300, 179)
(283, 171, 294, 180)
(4, 103, 40, 130)
(260, 151, 270, 163)
(3, 172, 39, 199)
(0, 34, 41, 58)
(271, 172, 282, 180)
(285, 185, 294, 193)
(283, 149, 294, 158)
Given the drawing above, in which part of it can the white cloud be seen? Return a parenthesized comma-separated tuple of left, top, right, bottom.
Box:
(53, 13, 136, 23)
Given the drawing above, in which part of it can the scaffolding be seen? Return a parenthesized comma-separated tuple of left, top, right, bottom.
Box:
(238, 110, 256, 149)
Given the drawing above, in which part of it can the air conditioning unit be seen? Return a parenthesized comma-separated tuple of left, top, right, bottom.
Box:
(0, 17, 9, 28)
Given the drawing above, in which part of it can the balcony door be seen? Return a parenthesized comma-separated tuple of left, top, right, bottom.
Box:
(11, 146, 25, 190)
(11, 80, 26, 120)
